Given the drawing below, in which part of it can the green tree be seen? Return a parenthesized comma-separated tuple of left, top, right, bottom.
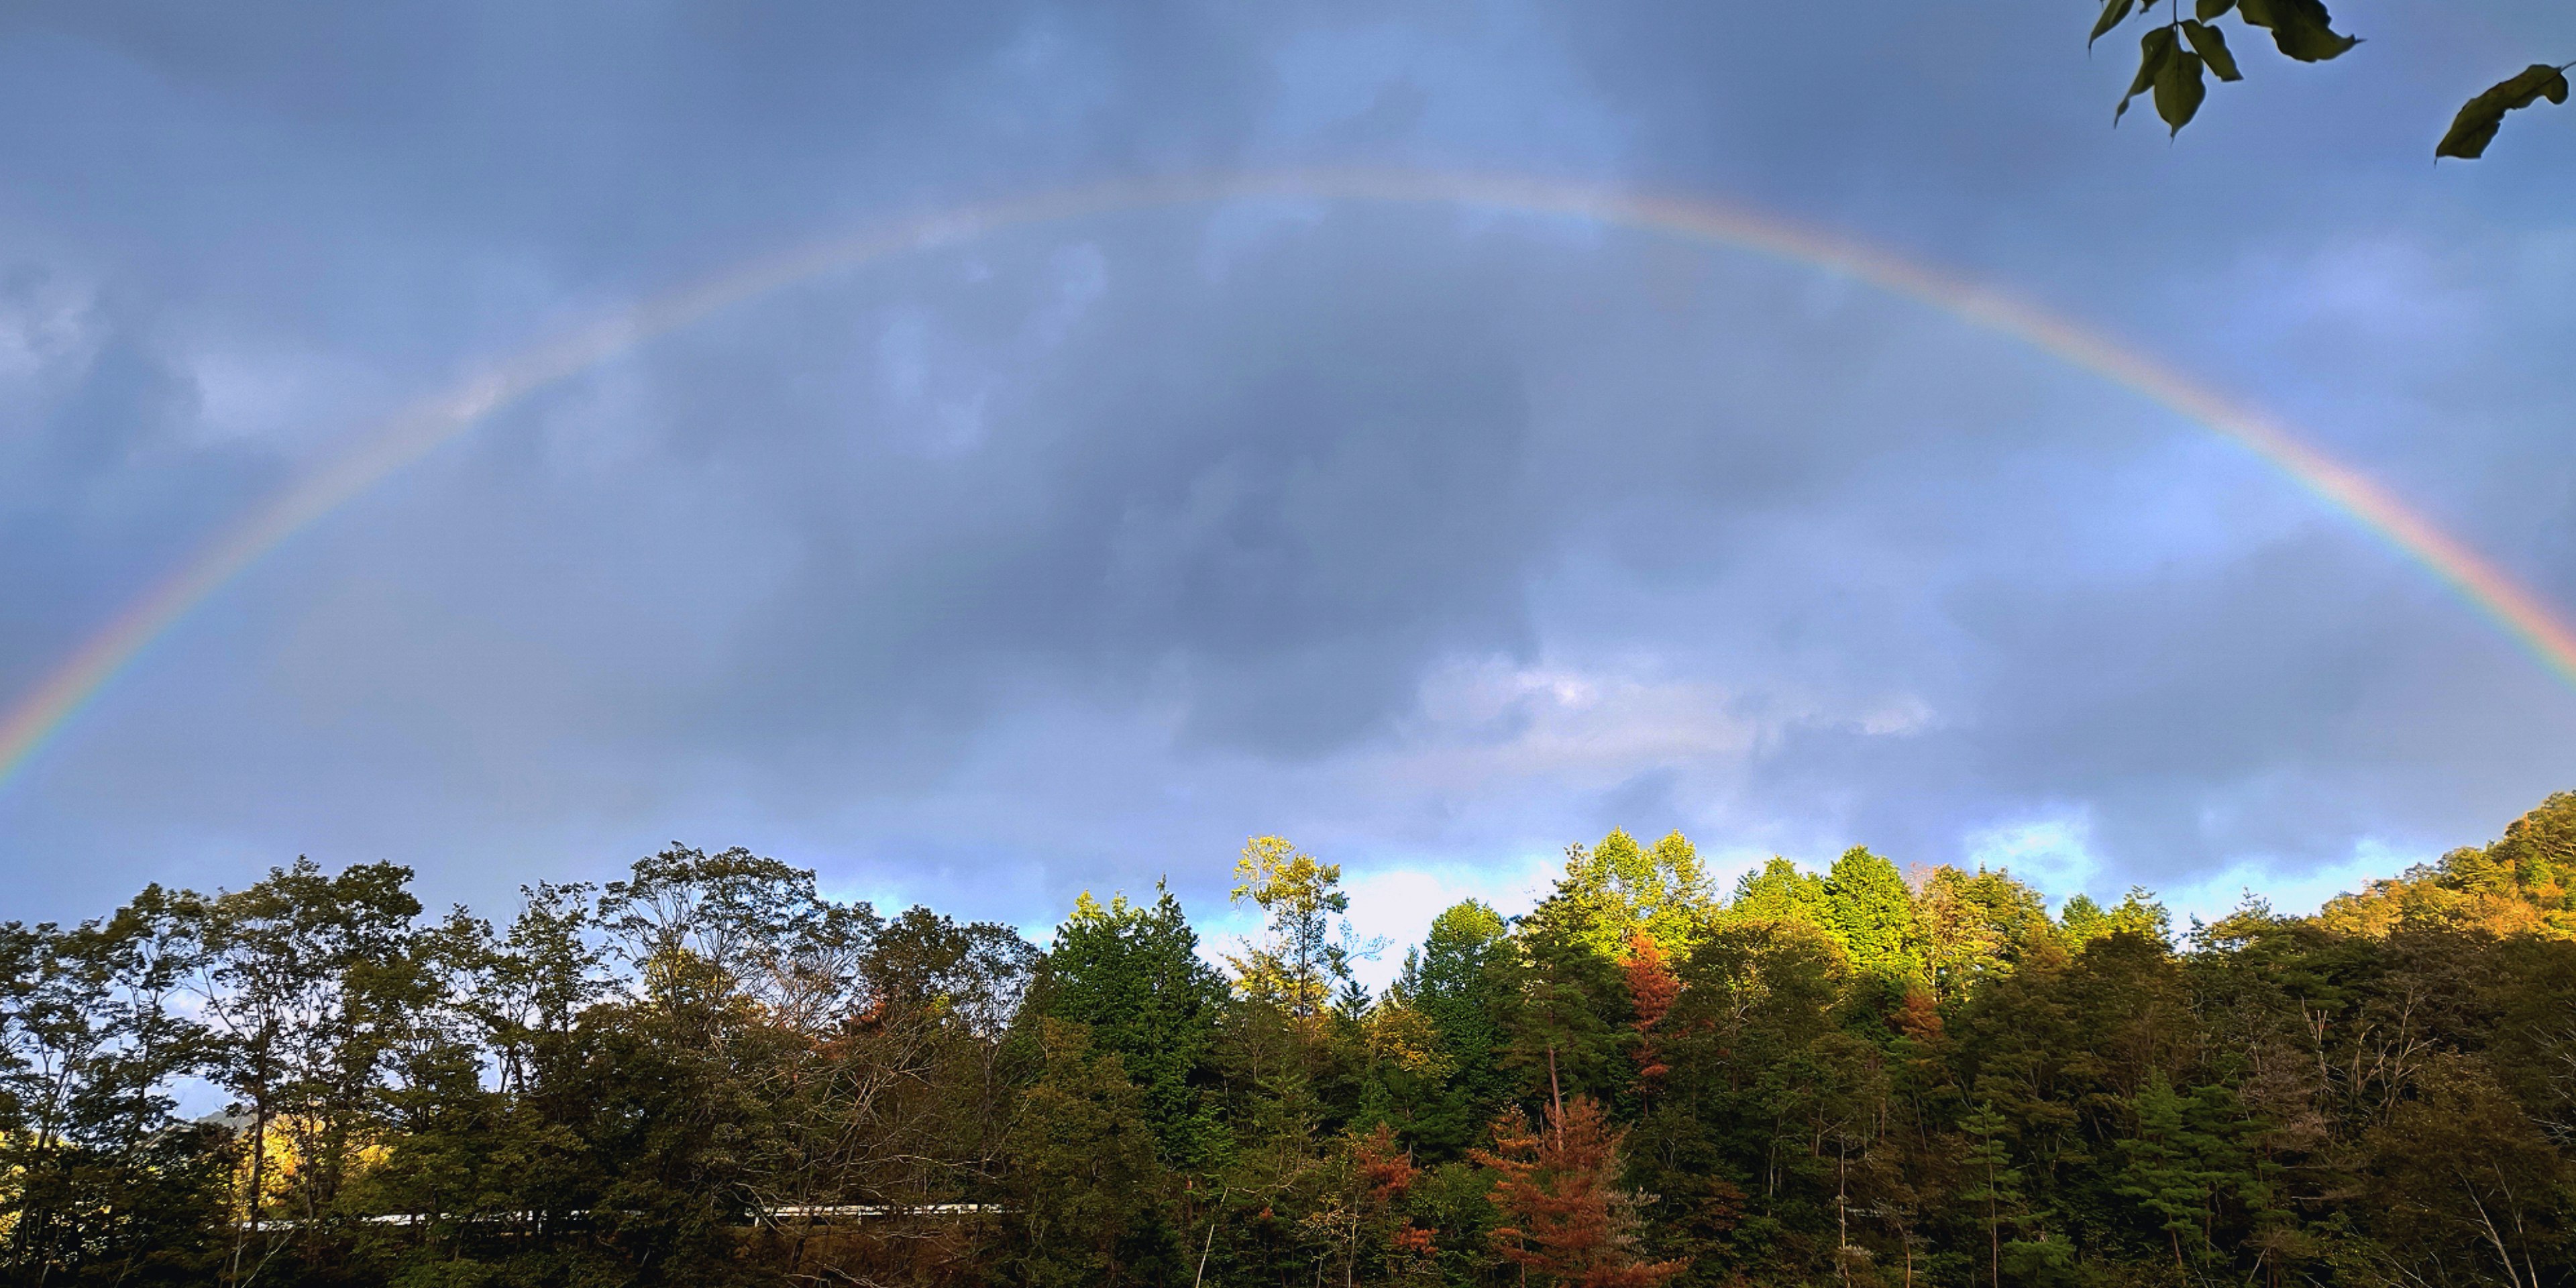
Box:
(2108, 1071, 2277, 1279)
(2059, 886, 2172, 948)
(2355, 1055, 2571, 1288)
(176, 859, 434, 1277)
(1228, 836, 1357, 1022)
(1035, 883, 1226, 1169)
(1503, 900, 1632, 1112)
(998, 1019, 1177, 1287)
(1394, 900, 1514, 1157)
(0, 892, 228, 1285)
(1652, 915, 1848, 1256)
(1918, 867, 2054, 1002)
(1543, 830, 1718, 960)
(596, 843, 840, 1016)
(1823, 848, 1921, 983)
(1727, 857, 1831, 930)
(1957, 1102, 2027, 1288)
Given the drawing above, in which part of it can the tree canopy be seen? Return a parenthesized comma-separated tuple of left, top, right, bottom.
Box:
(7, 797, 2576, 1285)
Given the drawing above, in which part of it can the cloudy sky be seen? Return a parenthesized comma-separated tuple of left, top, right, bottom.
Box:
(3, 1, 2572, 963)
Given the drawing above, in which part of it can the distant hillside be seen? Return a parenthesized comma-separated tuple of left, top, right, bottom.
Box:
(2322, 792, 2576, 938)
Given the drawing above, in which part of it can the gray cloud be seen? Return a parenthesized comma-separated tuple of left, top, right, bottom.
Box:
(0, 1, 2571, 932)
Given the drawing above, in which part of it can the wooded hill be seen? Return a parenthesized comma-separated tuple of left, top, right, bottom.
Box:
(5, 793, 2575, 1287)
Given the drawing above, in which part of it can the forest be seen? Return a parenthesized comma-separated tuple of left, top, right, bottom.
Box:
(4, 794, 2575, 1288)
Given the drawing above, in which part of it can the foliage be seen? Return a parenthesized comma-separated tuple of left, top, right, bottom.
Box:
(5, 796, 2576, 1285)
(1228, 835, 1360, 1021)
(1474, 1095, 1686, 1288)
(2086, 0, 2572, 158)
(1034, 883, 1226, 1169)
(1541, 832, 1717, 961)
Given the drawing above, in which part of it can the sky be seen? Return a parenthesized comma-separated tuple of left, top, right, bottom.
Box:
(2, 1, 2573, 976)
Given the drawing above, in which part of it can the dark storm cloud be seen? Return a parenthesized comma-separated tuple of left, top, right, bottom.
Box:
(0, 0, 2570, 930)
(693, 213, 1550, 757)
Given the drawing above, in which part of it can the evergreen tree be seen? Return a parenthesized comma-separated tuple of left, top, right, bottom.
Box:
(1728, 857, 1831, 930)
(2060, 887, 2173, 947)
(1036, 883, 1226, 1169)
(1397, 900, 1513, 1157)
(998, 1019, 1177, 1287)
(1823, 847, 1921, 982)
(1957, 1102, 2025, 1288)
(1473, 1094, 1686, 1287)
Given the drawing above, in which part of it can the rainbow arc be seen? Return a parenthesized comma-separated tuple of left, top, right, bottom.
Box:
(4, 170, 2571, 793)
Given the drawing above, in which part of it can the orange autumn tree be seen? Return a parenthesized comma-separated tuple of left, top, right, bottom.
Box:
(1309, 1122, 1440, 1285)
(1473, 1094, 1686, 1288)
(1621, 932, 1680, 1100)
(1354, 1123, 1438, 1273)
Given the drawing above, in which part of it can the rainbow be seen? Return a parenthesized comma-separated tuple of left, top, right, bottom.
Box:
(5, 169, 2573, 794)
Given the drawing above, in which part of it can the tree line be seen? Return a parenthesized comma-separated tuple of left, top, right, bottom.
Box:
(3, 792, 2575, 1287)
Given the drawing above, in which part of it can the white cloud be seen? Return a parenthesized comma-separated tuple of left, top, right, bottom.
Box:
(1336, 851, 1560, 990)
(2155, 839, 2427, 930)
(1963, 811, 2100, 902)
(1385, 657, 1761, 788)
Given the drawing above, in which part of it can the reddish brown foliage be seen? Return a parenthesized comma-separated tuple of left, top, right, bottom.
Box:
(1353, 1122, 1440, 1268)
(1471, 1095, 1686, 1288)
(1355, 1121, 1419, 1205)
(1623, 933, 1680, 1089)
(1890, 986, 1943, 1043)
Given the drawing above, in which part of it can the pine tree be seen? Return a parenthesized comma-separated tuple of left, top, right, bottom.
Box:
(1957, 1102, 2025, 1288)
(1038, 883, 1226, 1169)
(1621, 933, 1680, 1102)
(1824, 848, 1922, 981)
(1401, 901, 1513, 1157)
(1472, 1095, 1686, 1288)
(2116, 1073, 2206, 1276)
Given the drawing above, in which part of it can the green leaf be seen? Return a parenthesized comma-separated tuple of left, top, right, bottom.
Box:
(2156, 48, 2208, 133)
(2118, 27, 2178, 125)
(2436, 64, 2573, 160)
(2116, 29, 2174, 125)
(2182, 20, 2241, 81)
(2237, 0, 2357, 63)
(2090, 0, 2137, 48)
(2194, 0, 2235, 18)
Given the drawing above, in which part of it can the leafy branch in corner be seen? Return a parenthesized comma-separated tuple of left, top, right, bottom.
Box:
(2088, 0, 2571, 158)
(2093, 0, 2353, 136)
